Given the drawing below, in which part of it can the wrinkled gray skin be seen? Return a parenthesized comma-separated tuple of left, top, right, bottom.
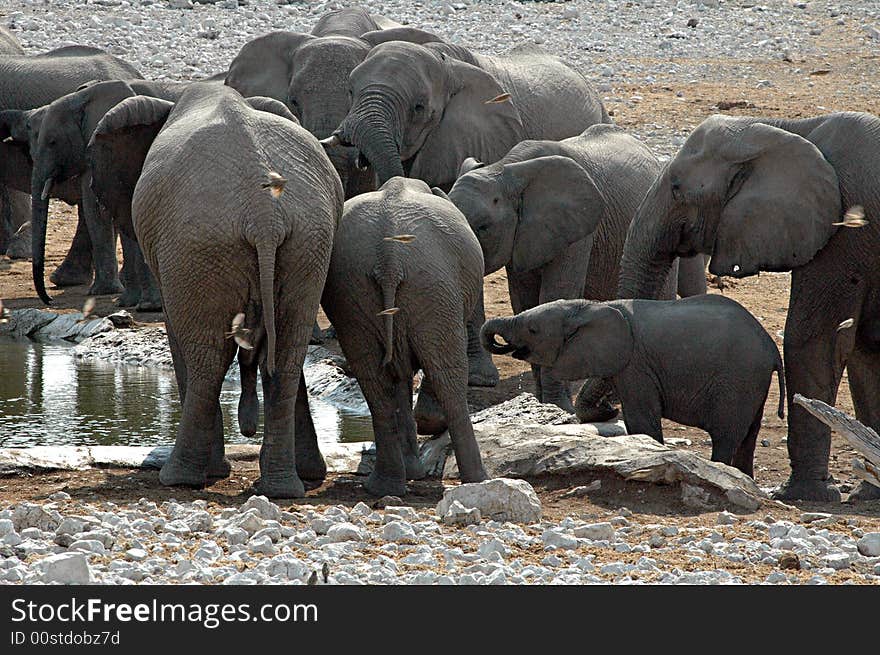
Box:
(88, 84, 342, 497)
(225, 6, 439, 198)
(0, 25, 28, 255)
(21, 78, 223, 310)
(0, 44, 142, 293)
(482, 296, 784, 476)
(327, 39, 609, 388)
(322, 177, 487, 496)
(615, 111, 880, 503)
(449, 124, 707, 412)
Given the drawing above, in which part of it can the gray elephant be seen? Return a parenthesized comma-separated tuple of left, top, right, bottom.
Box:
(322, 39, 609, 190)
(88, 83, 342, 497)
(21, 79, 221, 310)
(0, 25, 28, 256)
(0, 44, 141, 293)
(448, 124, 707, 411)
(614, 111, 880, 503)
(322, 177, 488, 496)
(225, 7, 440, 199)
(482, 296, 784, 477)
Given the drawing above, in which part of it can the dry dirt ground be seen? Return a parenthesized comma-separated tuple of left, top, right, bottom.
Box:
(1, 23, 878, 520)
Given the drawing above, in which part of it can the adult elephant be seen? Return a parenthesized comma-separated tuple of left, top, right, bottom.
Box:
(20, 79, 218, 310)
(0, 25, 29, 256)
(323, 40, 609, 386)
(88, 84, 342, 496)
(614, 111, 880, 503)
(225, 7, 439, 198)
(0, 44, 142, 293)
(448, 125, 706, 412)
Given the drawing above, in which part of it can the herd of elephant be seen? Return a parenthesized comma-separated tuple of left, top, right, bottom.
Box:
(2, 6, 879, 503)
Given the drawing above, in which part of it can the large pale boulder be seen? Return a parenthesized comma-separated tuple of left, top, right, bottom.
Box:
(436, 478, 542, 524)
(34, 553, 94, 584)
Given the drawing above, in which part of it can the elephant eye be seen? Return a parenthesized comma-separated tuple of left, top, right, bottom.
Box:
(528, 327, 538, 335)
(492, 197, 499, 205)
(414, 103, 425, 114)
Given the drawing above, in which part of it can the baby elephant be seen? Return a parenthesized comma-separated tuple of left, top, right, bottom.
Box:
(481, 295, 784, 476)
(322, 177, 488, 496)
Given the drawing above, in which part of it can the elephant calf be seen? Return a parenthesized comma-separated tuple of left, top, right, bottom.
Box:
(482, 295, 784, 476)
(322, 177, 488, 496)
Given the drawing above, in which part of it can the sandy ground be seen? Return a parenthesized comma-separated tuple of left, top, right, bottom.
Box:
(0, 23, 878, 516)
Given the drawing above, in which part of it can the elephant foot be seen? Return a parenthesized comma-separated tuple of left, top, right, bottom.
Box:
(772, 476, 841, 503)
(414, 392, 447, 435)
(467, 352, 499, 388)
(136, 296, 163, 313)
(88, 278, 125, 296)
(238, 415, 257, 439)
(364, 472, 407, 498)
(404, 453, 427, 481)
(310, 322, 325, 345)
(846, 481, 880, 502)
(576, 398, 620, 424)
(115, 288, 141, 308)
(545, 394, 576, 415)
(50, 262, 92, 288)
(253, 473, 305, 499)
(206, 456, 232, 480)
(459, 466, 489, 484)
(159, 457, 207, 489)
(295, 451, 328, 482)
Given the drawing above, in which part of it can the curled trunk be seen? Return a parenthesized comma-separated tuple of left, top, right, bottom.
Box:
(480, 317, 517, 355)
(334, 95, 404, 185)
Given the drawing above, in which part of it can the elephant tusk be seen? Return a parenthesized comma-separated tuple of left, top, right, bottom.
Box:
(837, 318, 855, 331)
(319, 135, 340, 149)
(485, 92, 512, 104)
(40, 177, 53, 201)
(377, 307, 399, 316)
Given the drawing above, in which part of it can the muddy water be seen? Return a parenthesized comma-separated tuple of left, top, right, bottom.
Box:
(0, 338, 373, 447)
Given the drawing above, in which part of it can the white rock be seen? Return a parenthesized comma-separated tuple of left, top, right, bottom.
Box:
(0, 519, 14, 537)
(856, 533, 880, 557)
(542, 529, 578, 550)
(822, 553, 852, 570)
(125, 548, 148, 561)
(435, 479, 541, 524)
(717, 511, 738, 525)
(217, 527, 248, 545)
(249, 535, 277, 555)
(440, 500, 481, 526)
(68, 539, 106, 554)
(35, 553, 93, 584)
(194, 541, 223, 562)
(240, 495, 281, 521)
(326, 523, 366, 543)
(383, 521, 418, 544)
(574, 522, 615, 541)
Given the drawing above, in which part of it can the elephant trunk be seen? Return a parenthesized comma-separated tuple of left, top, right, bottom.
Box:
(480, 317, 517, 355)
(617, 167, 679, 300)
(334, 92, 404, 185)
(30, 174, 53, 305)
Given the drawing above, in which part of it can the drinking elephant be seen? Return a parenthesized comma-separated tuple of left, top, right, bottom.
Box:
(88, 83, 342, 497)
(225, 6, 439, 198)
(448, 124, 707, 411)
(481, 295, 784, 477)
(0, 44, 141, 292)
(322, 177, 488, 496)
(614, 111, 880, 502)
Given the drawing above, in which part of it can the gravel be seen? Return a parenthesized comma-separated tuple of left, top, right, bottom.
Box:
(0, 495, 878, 585)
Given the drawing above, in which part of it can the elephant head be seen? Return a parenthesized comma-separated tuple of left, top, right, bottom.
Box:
(448, 152, 607, 274)
(618, 115, 842, 300)
(326, 41, 525, 189)
(481, 300, 633, 380)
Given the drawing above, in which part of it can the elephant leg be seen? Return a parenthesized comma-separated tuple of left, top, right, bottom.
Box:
(731, 407, 762, 478)
(508, 267, 542, 397)
(237, 348, 259, 438)
(256, 369, 305, 498)
(359, 372, 407, 497)
(773, 270, 858, 502)
(136, 256, 163, 312)
(116, 233, 142, 308)
(842, 343, 880, 501)
(80, 182, 123, 296)
(414, 372, 449, 436)
(310, 321, 324, 345)
(0, 186, 28, 253)
(294, 372, 327, 482)
(676, 254, 708, 298)
(49, 207, 93, 287)
(466, 287, 499, 387)
(396, 374, 425, 480)
(159, 323, 231, 488)
(425, 366, 487, 484)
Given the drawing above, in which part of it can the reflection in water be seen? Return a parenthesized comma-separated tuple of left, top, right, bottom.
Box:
(0, 338, 373, 447)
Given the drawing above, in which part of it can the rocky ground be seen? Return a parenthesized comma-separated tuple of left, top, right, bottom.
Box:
(1, 0, 879, 584)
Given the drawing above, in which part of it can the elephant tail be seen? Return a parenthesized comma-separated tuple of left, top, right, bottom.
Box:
(256, 242, 277, 376)
(774, 347, 785, 419)
(379, 281, 400, 367)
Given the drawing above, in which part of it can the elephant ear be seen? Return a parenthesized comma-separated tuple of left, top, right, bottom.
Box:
(458, 156, 483, 177)
(555, 303, 633, 378)
(225, 32, 313, 102)
(77, 81, 138, 142)
(360, 27, 444, 46)
(710, 122, 841, 277)
(431, 186, 451, 202)
(0, 109, 32, 146)
(87, 96, 174, 222)
(245, 96, 300, 124)
(503, 155, 606, 273)
(408, 58, 525, 188)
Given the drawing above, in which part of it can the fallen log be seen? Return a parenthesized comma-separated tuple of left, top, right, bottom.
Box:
(792, 393, 880, 489)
